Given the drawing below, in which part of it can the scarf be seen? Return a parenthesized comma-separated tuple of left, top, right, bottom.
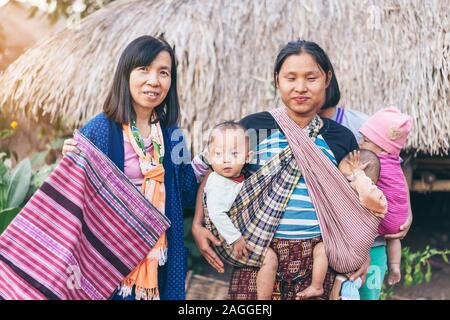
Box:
(118, 119, 167, 300)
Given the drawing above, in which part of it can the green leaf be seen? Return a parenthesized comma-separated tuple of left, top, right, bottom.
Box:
(425, 263, 432, 283)
(31, 164, 57, 189)
(405, 263, 412, 275)
(30, 151, 48, 168)
(0, 207, 21, 234)
(0, 129, 13, 140)
(0, 160, 8, 179)
(6, 159, 32, 208)
(443, 253, 449, 264)
(412, 263, 424, 285)
(404, 274, 413, 288)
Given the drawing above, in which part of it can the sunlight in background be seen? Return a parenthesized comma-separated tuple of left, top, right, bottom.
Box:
(18, 0, 56, 12)
(0, 0, 86, 13)
(0, 0, 53, 11)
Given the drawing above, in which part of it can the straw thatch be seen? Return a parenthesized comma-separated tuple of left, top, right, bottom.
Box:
(0, 0, 448, 155)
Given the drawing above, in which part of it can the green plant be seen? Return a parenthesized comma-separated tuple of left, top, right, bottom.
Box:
(402, 246, 450, 288)
(380, 283, 395, 300)
(380, 245, 450, 299)
(0, 128, 14, 140)
(0, 153, 32, 233)
(0, 148, 59, 234)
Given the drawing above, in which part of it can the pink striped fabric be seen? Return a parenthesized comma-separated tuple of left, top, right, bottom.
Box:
(0, 131, 170, 300)
(270, 108, 381, 274)
(376, 154, 409, 235)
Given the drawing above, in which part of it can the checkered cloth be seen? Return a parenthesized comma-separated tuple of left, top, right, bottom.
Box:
(204, 145, 304, 267)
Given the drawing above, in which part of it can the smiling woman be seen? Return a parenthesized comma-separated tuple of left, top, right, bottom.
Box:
(58, 36, 200, 300)
(192, 40, 376, 301)
(102, 36, 179, 130)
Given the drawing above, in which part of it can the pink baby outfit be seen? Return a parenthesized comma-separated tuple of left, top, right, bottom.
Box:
(376, 153, 409, 234)
(359, 106, 412, 235)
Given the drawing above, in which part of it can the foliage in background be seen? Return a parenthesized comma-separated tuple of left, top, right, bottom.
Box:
(0, 153, 31, 233)
(380, 246, 450, 299)
(0, 136, 63, 234)
(0, 118, 20, 166)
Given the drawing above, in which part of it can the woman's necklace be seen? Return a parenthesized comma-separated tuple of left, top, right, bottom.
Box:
(130, 119, 164, 164)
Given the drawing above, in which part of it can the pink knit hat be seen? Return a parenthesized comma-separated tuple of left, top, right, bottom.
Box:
(359, 106, 412, 156)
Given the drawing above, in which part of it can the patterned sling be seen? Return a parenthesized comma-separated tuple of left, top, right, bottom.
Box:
(204, 107, 381, 273)
(270, 107, 380, 273)
(203, 115, 321, 268)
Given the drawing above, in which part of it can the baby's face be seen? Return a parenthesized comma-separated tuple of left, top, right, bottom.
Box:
(208, 128, 250, 178)
(359, 135, 383, 155)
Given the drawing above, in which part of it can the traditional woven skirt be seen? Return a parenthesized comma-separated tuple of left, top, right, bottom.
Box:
(228, 237, 336, 300)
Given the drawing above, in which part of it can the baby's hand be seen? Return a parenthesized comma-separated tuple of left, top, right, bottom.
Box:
(232, 237, 251, 260)
(345, 151, 370, 174)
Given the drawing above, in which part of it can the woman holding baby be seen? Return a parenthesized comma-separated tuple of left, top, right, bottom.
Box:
(192, 40, 412, 300)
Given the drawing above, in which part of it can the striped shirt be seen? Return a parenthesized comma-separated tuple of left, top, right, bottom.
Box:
(248, 130, 337, 240)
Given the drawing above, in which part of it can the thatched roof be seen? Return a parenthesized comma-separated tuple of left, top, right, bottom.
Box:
(0, 0, 448, 155)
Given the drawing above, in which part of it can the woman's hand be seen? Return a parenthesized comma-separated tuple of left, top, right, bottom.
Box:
(62, 138, 80, 155)
(384, 173, 413, 240)
(192, 224, 224, 273)
(384, 213, 412, 240)
(191, 170, 225, 273)
(346, 255, 371, 284)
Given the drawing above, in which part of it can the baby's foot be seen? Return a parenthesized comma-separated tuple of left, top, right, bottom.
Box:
(295, 285, 324, 300)
(388, 264, 401, 285)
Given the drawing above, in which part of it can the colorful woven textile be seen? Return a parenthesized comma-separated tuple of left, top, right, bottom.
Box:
(0, 131, 170, 300)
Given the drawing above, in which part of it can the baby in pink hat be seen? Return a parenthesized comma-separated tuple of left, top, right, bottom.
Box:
(358, 106, 412, 285)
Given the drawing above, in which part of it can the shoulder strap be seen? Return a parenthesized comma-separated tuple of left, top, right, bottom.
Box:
(335, 106, 345, 124)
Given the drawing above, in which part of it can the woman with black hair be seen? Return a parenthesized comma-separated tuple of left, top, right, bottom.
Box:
(192, 40, 375, 300)
(63, 35, 199, 300)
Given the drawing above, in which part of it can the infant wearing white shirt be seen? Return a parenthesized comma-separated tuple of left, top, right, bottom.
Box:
(203, 121, 278, 300)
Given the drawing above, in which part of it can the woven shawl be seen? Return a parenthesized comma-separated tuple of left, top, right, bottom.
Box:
(0, 131, 170, 299)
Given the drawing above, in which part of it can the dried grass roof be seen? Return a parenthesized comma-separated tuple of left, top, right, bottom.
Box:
(0, 0, 448, 155)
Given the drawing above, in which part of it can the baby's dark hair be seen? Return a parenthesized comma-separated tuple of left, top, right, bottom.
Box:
(207, 121, 248, 147)
(345, 149, 381, 183)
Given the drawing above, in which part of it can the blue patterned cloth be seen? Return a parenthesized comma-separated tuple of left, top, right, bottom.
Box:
(80, 113, 198, 300)
(341, 277, 362, 300)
